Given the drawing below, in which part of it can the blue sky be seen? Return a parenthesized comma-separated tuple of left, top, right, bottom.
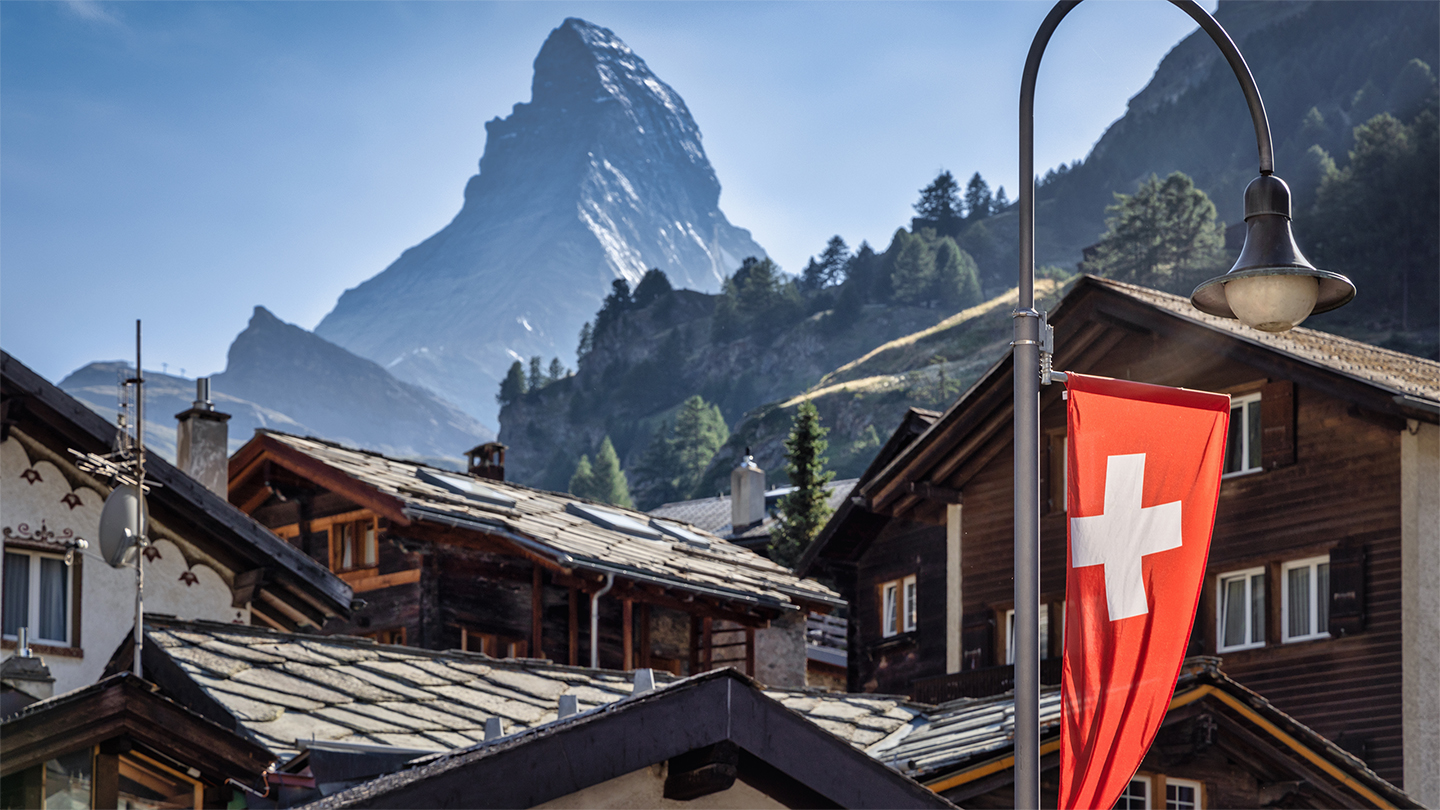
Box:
(1, 0, 1214, 385)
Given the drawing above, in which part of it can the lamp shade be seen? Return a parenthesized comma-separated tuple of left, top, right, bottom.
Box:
(1191, 174, 1355, 332)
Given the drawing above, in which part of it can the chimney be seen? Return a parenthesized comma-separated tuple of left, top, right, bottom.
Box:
(1, 630, 55, 702)
(175, 378, 232, 497)
(730, 449, 766, 531)
(466, 442, 507, 481)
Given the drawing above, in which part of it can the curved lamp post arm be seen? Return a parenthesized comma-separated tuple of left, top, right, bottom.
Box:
(1013, 4, 1275, 809)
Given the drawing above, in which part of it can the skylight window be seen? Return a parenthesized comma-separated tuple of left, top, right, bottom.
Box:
(652, 519, 710, 549)
(565, 503, 663, 540)
(416, 468, 516, 508)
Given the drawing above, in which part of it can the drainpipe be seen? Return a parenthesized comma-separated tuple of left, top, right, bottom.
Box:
(590, 574, 615, 669)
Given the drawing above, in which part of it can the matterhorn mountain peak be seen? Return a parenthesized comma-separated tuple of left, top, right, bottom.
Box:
(315, 17, 764, 428)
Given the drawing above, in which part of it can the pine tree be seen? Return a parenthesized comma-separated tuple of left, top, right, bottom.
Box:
(890, 231, 936, 305)
(497, 360, 527, 405)
(673, 396, 728, 497)
(577, 322, 594, 361)
(1078, 172, 1226, 294)
(963, 172, 993, 221)
(527, 356, 544, 391)
(993, 186, 1009, 212)
(632, 268, 673, 308)
(914, 171, 963, 236)
(546, 357, 567, 383)
(589, 436, 633, 508)
(569, 455, 596, 499)
(769, 401, 835, 568)
(933, 238, 983, 310)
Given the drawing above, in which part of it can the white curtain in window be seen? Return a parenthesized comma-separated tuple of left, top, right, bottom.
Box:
(38, 557, 67, 643)
(1287, 566, 1311, 638)
(3, 553, 29, 637)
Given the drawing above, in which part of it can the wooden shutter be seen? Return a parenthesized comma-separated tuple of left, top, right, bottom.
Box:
(961, 612, 994, 670)
(1329, 544, 1366, 636)
(1261, 380, 1296, 469)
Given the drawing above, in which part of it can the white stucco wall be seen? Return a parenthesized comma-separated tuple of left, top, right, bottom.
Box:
(1, 435, 244, 694)
(1401, 419, 1439, 807)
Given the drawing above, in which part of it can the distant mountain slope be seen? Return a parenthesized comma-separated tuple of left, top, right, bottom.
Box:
(214, 307, 491, 463)
(316, 18, 766, 427)
(59, 361, 308, 463)
(60, 307, 491, 467)
(1024, 0, 1438, 269)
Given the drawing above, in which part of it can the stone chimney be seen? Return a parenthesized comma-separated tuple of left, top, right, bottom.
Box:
(730, 449, 766, 531)
(466, 442, 507, 482)
(1, 629, 55, 702)
(175, 378, 231, 497)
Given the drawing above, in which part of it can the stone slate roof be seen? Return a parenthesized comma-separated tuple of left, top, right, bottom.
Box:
(1092, 277, 1440, 407)
(254, 431, 841, 611)
(649, 479, 859, 540)
(867, 658, 1414, 809)
(146, 618, 917, 758)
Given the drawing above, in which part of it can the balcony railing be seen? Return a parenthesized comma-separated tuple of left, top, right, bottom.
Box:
(911, 658, 1063, 704)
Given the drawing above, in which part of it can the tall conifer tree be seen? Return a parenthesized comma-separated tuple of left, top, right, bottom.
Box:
(770, 402, 835, 568)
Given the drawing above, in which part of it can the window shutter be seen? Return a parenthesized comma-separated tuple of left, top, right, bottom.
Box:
(1261, 380, 1296, 469)
(1328, 545, 1366, 636)
(961, 612, 993, 670)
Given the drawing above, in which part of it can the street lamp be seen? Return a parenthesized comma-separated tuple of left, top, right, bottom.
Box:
(1013, 2, 1355, 808)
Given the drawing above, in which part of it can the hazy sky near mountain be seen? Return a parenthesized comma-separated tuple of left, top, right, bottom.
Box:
(2, 0, 1216, 385)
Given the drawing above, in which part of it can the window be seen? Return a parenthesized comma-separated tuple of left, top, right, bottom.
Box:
(2, 550, 72, 645)
(1223, 392, 1262, 476)
(1165, 778, 1202, 809)
(1282, 556, 1330, 642)
(1048, 433, 1068, 513)
(880, 575, 917, 638)
(333, 518, 378, 572)
(1005, 605, 1052, 664)
(1217, 568, 1265, 652)
(1115, 776, 1150, 810)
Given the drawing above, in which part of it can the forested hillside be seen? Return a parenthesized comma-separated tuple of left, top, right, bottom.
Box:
(499, 0, 1437, 507)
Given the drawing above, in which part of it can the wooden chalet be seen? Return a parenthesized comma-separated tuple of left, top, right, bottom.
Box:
(0, 672, 274, 809)
(798, 276, 1440, 798)
(227, 431, 842, 685)
(1, 351, 352, 695)
(873, 658, 1417, 809)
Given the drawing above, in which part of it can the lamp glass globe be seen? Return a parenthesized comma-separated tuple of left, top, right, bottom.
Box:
(1224, 274, 1320, 333)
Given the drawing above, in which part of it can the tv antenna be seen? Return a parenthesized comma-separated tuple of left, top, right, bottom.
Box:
(72, 320, 155, 678)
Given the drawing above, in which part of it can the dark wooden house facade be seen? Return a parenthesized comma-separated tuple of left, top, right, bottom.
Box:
(228, 431, 841, 685)
(799, 276, 1440, 799)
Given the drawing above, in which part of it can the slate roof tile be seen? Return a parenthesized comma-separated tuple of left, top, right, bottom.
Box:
(257, 431, 842, 612)
(146, 618, 921, 762)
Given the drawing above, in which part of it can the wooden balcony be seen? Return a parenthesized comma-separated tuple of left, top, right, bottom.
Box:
(911, 658, 1063, 704)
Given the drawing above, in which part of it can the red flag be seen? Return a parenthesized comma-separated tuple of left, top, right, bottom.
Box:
(1059, 373, 1229, 810)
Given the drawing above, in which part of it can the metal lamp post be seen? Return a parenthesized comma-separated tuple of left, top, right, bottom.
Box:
(1012, 3, 1355, 807)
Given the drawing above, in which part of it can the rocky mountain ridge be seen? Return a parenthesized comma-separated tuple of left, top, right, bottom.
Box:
(315, 18, 766, 429)
(61, 307, 491, 466)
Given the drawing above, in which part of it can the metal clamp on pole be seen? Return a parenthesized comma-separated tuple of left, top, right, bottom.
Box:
(1040, 311, 1064, 385)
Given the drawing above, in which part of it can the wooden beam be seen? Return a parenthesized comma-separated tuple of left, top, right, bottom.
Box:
(744, 627, 755, 677)
(234, 436, 411, 526)
(532, 565, 544, 661)
(568, 587, 579, 667)
(622, 598, 633, 671)
(639, 603, 652, 669)
(237, 485, 275, 515)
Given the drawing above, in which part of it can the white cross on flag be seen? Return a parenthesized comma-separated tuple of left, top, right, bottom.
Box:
(1060, 373, 1230, 810)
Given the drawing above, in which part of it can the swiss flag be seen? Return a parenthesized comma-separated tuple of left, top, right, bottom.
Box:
(1059, 373, 1230, 810)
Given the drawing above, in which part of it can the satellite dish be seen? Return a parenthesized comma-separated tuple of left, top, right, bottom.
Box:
(99, 487, 142, 567)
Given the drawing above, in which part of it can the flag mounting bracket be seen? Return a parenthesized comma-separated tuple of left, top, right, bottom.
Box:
(1040, 311, 1065, 385)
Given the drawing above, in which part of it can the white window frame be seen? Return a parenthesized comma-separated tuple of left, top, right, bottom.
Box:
(1216, 567, 1266, 652)
(1281, 555, 1331, 643)
(1004, 605, 1051, 664)
(2, 549, 73, 646)
(881, 575, 918, 638)
(1115, 775, 1151, 809)
(902, 575, 917, 633)
(1222, 392, 1263, 478)
(1164, 777, 1204, 809)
